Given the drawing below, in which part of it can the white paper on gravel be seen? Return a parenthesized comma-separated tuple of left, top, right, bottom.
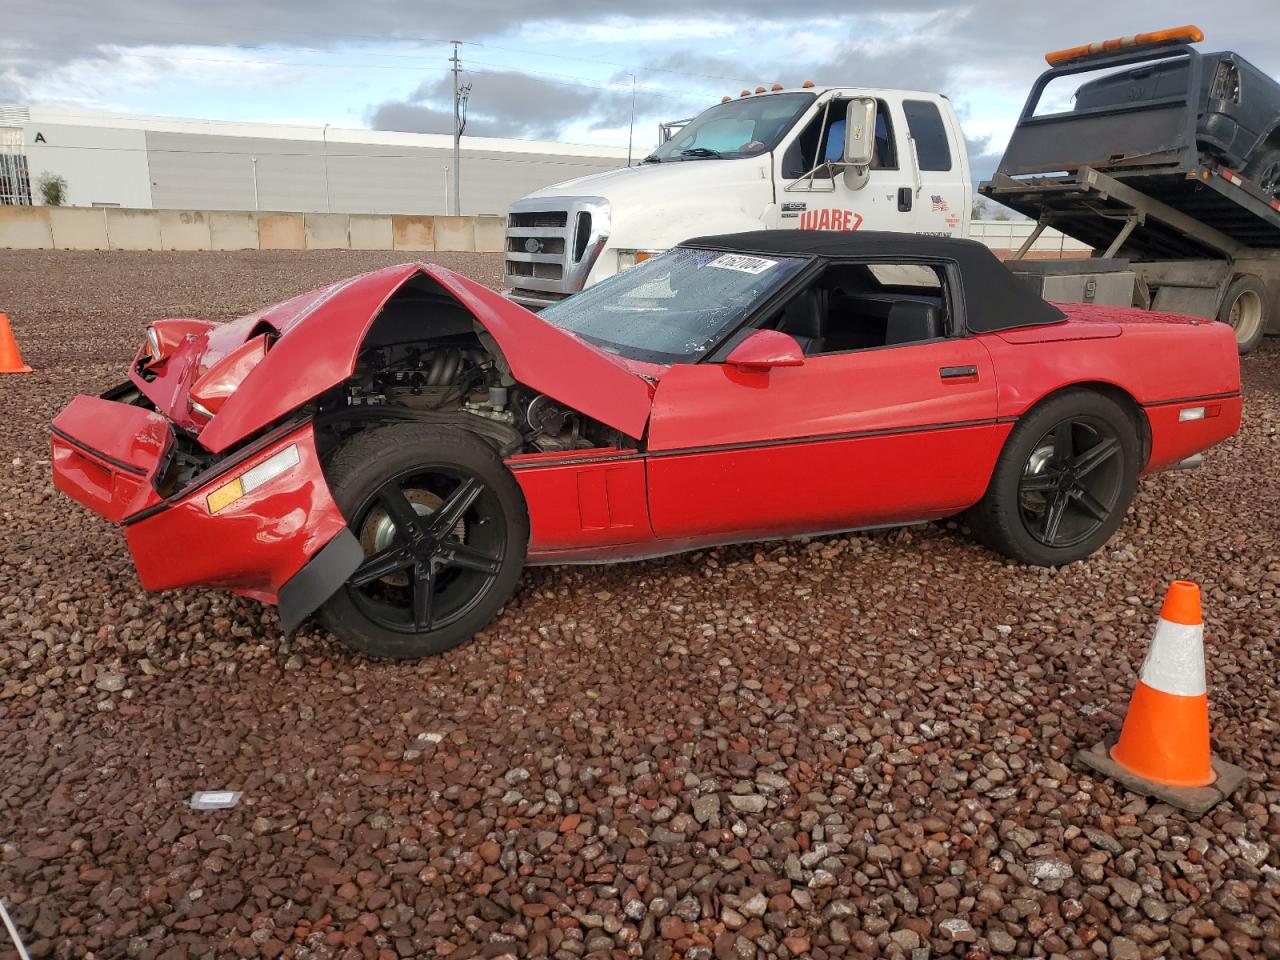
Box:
(190, 790, 242, 810)
(1138, 619, 1206, 697)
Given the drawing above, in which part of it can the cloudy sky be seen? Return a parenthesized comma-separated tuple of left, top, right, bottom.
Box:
(4, 2, 1279, 180)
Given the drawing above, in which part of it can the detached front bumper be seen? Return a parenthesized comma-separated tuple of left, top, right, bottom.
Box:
(51, 394, 359, 631)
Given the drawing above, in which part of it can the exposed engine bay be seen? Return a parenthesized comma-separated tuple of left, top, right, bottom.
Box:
(332, 334, 630, 457)
(135, 272, 638, 499)
(315, 274, 633, 458)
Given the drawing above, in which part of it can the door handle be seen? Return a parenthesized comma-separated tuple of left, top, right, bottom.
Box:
(898, 187, 913, 212)
(939, 365, 978, 381)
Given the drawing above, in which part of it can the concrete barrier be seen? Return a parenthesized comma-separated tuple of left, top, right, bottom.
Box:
(474, 215, 505, 254)
(3, 208, 1099, 260)
(105, 209, 163, 251)
(0, 207, 54, 249)
(207, 212, 260, 251)
(392, 215, 435, 252)
(159, 211, 212, 251)
(304, 213, 351, 250)
(259, 213, 305, 250)
(434, 216, 476, 253)
(349, 215, 394, 251)
(48, 208, 109, 250)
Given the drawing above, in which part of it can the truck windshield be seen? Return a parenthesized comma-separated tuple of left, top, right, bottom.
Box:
(538, 247, 809, 364)
(648, 93, 816, 161)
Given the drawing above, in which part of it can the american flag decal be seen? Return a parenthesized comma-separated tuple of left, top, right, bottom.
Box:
(931, 194, 949, 212)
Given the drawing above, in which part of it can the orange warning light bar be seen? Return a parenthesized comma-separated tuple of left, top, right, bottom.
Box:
(1046, 25, 1203, 66)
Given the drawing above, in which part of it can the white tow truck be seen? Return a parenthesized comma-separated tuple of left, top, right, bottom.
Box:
(504, 84, 972, 308)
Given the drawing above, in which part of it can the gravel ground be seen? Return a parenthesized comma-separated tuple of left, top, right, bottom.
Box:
(0, 250, 1277, 960)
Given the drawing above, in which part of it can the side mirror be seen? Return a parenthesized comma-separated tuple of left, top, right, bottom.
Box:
(725, 330, 805, 371)
(843, 97, 876, 166)
(843, 97, 876, 191)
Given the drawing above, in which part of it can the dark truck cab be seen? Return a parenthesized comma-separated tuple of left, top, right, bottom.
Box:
(982, 26, 1280, 353)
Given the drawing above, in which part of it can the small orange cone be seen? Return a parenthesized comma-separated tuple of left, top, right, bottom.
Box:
(0, 313, 32, 374)
(1076, 580, 1249, 814)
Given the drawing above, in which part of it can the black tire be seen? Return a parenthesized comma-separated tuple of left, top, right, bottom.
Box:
(320, 424, 528, 659)
(966, 390, 1139, 566)
(1244, 147, 1280, 200)
(1217, 275, 1268, 355)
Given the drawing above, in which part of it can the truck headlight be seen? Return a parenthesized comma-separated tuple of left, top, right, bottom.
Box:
(616, 249, 663, 271)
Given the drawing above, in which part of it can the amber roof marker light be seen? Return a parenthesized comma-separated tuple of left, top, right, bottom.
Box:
(1045, 25, 1204, 66)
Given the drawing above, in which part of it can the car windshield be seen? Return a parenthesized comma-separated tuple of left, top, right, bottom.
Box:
(648, 93, 816, 161)
(539, 247, 809, 364)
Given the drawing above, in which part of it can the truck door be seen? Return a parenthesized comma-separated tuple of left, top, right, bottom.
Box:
(900, 98, 967, 238)
(771, 96, 966, 238)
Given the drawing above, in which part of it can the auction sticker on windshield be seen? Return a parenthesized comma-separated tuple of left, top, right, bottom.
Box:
(707, 254, 778, 275)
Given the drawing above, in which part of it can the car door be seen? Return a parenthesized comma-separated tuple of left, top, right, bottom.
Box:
(645, 291, 1002, 542)
(771, 95, 914, 234)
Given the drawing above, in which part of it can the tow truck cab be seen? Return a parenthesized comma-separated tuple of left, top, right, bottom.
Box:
(504, 86, 972, 309)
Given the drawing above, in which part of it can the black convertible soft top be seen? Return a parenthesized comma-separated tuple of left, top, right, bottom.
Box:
(681, 230, 1066, 333)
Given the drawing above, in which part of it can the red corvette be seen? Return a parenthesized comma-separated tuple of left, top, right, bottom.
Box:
(51, 232, 1241, 658)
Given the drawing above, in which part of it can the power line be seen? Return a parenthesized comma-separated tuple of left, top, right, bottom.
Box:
(6, 7, 774, 90)
(2, 43, 717, 107)
(461, 61, 711, 105)
(15, 142, 630, 166)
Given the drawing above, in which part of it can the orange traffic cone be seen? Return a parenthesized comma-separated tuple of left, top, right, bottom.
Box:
(1076, 580, 1249, 814)
(0, 313, 32, 374)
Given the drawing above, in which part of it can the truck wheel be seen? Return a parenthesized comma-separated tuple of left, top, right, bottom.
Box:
(1244, 148, 1280, 200)
(320, 424, 529, 659)
(965, 390, 1139, 567)
(1217, 275, 1268, 355)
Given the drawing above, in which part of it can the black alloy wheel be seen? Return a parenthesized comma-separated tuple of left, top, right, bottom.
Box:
(1017, 417, 1124, 548)
(965, 389, 1139, 566)
(347, 468, 505, 634)
(320, 424, 528, 658)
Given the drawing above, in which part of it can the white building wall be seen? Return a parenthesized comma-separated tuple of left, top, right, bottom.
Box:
(11, 108, 630, 216)
(24, 123, 153, 208)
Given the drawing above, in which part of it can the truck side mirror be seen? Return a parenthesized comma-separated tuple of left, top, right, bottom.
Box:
(843, 97, 877, 191)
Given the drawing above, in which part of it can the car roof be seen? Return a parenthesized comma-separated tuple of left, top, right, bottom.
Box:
(678, 230, 1066, 333)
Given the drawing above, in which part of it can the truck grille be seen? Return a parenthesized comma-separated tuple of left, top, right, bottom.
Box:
(504, 196, 611, 306)
(509, 211, 568, 229)
(506, 235, 566, 256)
(505, 260, 563, 280)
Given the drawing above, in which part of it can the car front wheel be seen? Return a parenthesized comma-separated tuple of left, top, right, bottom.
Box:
(320, 423, 529, 659)
(966, 390, 1139, 566)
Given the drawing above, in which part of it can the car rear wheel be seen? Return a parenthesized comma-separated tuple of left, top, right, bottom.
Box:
(1217, 275, 1268, 355)
(966, 390, 1139, 566)
(320, 424, 529, 659)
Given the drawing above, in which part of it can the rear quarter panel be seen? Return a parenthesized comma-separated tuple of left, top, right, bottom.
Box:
(983, 311, 1240, 416)
(982, 310, 1241, 473)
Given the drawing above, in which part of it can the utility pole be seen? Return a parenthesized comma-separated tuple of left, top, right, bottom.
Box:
(450, 41, 462, 216)
(627, 73, 636, 167)
(321, 123, 331, 213)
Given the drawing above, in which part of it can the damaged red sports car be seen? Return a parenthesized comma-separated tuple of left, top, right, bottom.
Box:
(51, 232, 1242, 658)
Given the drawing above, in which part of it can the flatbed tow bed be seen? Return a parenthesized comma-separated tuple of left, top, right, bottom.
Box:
(981, 26, 1280, 352)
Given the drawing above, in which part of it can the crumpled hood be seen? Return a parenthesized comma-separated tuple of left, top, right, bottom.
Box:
(135, 264, 656, 454)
